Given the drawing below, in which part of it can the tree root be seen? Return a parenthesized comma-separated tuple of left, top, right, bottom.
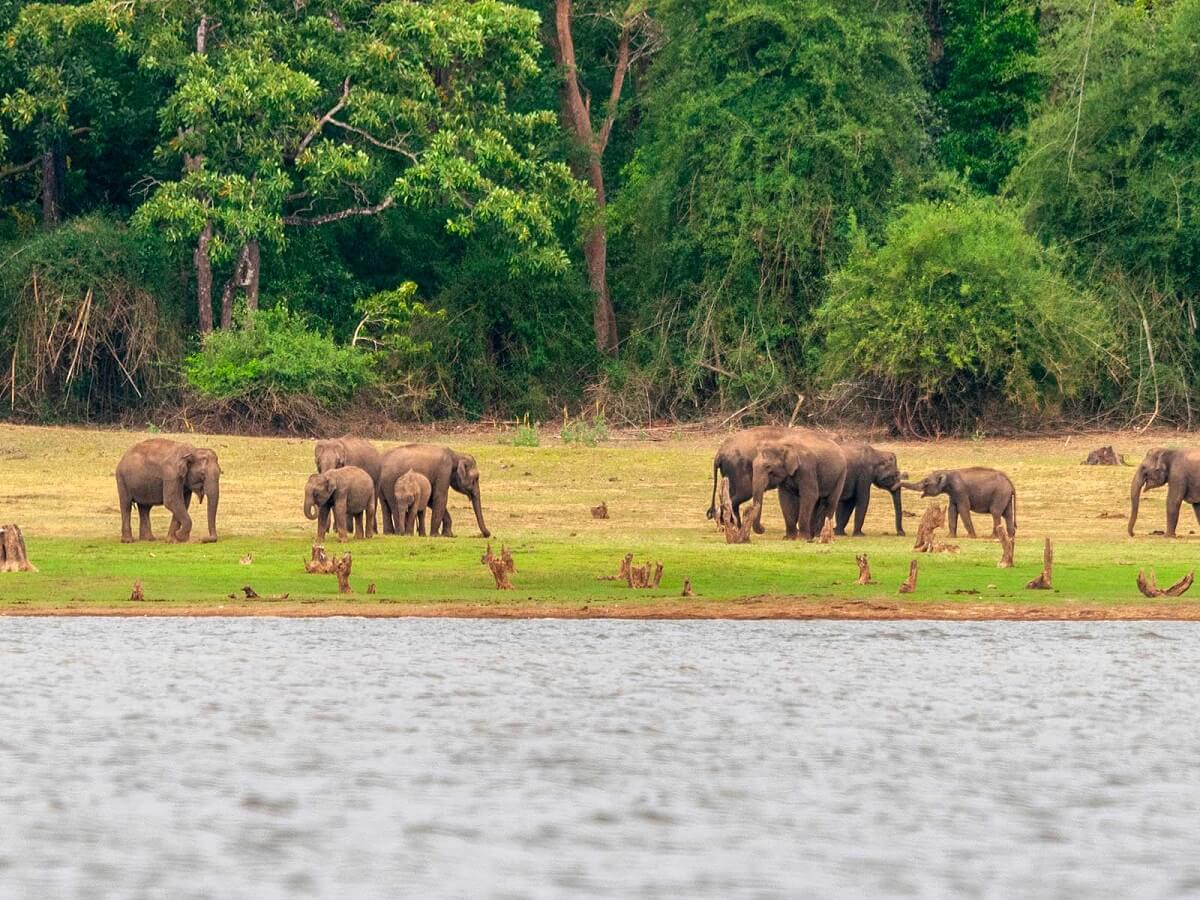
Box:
(1136, 568, 1195, 598)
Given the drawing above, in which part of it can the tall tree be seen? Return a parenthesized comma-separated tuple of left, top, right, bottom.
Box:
(549, 0, 658, 356)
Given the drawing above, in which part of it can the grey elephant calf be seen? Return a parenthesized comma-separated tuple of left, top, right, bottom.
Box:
(304, 466, 376, 542)
(116, 438, 222, 544)
(392, 469, 432, 536)
(902, 467, 1016, 538)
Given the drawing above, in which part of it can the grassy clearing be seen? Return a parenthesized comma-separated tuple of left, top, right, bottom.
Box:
(0, 423, 1197, 616)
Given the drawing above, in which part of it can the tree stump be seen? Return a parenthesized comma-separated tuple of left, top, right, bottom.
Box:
(1083, 446, 1126, 466)
(1136, 568, 1195, 598)
(652, 562, 664, 588)
(333, 552, 352, 593)
(1025, 539, 1053, 590)
(500, 545, 516, 573)
(855, 554, 876, 585)
(304, 545, 335, 574)
(912, 505, 946, 552)
(591, 501, 609, 519)
(0, 524, 35, 572)
(682, 578, 693, 597)
(129, 580, 144, 602)
(481, 542, 495, 565)
(723, 499, 755, 544)
(818, 517, 833, 544)
(367, 582, 377, 594)
(716, 477, 738, 531)
(241, 585, 260, 599)
(488, 557, 513, 589)
(598, 552, 634, 581)
(996, 522, 1015, 569)
(898, 559, 919, 594)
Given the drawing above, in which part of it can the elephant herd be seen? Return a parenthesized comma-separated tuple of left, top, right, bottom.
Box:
(705, 426, 1017, 541)
(115, 435, 490, 544)
(112, 427, 1188, 547)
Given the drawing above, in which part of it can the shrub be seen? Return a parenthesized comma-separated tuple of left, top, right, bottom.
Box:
(184, 306, 376, 412)
(815, 197, 1113, 435)
(560, 410, 609, 446)
(505, 413, 541, 447)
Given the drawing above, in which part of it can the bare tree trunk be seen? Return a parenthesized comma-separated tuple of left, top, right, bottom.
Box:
(195, 221, 214, 334)
(40, 143, 64, 229)
(552, 0, 634, 358)
(245, 238, 260, 310)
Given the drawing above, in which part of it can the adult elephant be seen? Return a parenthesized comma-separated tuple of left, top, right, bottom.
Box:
(902, 467, 1015, 538)
(378, 445, 490, 538)
(708, 426, 847, 539)
(834, 441, 906, 537)
(115, 438, 221, 543)
(314, 435, 384, 530)
(1128, 447, 1200, 537)
(304, 466, 376, 541)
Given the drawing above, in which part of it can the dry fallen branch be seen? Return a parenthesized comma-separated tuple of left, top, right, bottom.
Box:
(0, 524, 35, 572)
(1025, 539, 1053, 590)
(898, 560, 919, 594)
(855, 554, 876, 585)
(488, 557, 513, 589)
(591, 501, 609, 519)
(1136, 568, 1195, 598)
(996, 522, 1015, 569)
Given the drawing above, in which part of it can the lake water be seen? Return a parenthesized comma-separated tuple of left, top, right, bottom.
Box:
(2, 619, 1199, 898)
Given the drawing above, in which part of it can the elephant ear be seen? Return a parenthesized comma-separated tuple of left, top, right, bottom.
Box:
(456, 457, 469, 485)
(933, 472, 949, 492)
(174, 451, 196, 483)
(784, 447, 802, 475)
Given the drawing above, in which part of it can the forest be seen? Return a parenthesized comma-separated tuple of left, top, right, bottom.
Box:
(0, 0, 1195, 436)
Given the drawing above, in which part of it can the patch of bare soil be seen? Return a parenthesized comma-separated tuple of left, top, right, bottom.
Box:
(8, 599, 1200, 620)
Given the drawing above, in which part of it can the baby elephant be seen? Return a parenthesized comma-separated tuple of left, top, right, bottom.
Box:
(304, 466, 376, 541)
(392, 469, 432, 536)
(902, 467, 1016, 538)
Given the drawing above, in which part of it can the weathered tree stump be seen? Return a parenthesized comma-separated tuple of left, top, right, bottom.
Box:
(591, 501, 609, 519)
(129, 580, 144, 602)
(0, 524, 35, 572)
(367, 582, 377, 594)
(333, 552, 353, 593)
(716, 477, 738, 532)
(1083, 446, 1126, 466)
(488, 557, 513, 589)
(912, 505, 947, 552)
(723, 499, 755, 544)
(241, 585, 260, 599)
(682, 578, 693, 597)
(898, 559, 919, 594)
(652, 562, 664, 588)
(855, 554, 876, 585)
(1136, 568, 1195, 598)
(481, 542, 495, 565)
(598, 552, 634, 581)
(1025, 539, 1053, 590)
(304, 545, 335, 574)
(818, 517, 833, 544)
(996, 522, 1015, 569)
(500, 545, 516, 573)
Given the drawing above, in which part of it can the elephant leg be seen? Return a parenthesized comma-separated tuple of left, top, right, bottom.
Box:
(366, 503, 376, 538)
(958, 505, 977, 538)
(1166, 483, 1183, 537)
(137, 503, 155, 542)
(834, 498, 852, 536)
(794, 474, 820, 541)
(947, 498, 959, 538)
(778, 488, 801, 539)
(353, 512, 363, 539)
(380, 487, 395, 535)
(852, 486, 870, 537)
(1192, 503, 1200, 528)
(416, 509, 426, 537)
(991, 512, 1003, 539)
(316, 505, 329, 542)
(334, 496, 349, 541)
(441, 508, 455, 538)
(118, 480, 136, 543)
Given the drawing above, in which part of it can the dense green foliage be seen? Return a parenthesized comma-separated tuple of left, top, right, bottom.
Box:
(817, 198, 1110, 434)
(0, 0, 1195, 431)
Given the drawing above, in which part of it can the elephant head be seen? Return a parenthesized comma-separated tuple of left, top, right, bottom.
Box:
(901, 471, 948, 497)
(173, 446, 221, 542)
(449, 452, 490, 538)
(752, 444, 802, 499)
(304, 472, 335, 520)
(314, 439, 347, 473)
(1129, 448, 1172, 536)
(872, 451, 905, 492)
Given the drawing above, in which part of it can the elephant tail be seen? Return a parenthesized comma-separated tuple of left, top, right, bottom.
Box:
(1009, 492, 1017, 533)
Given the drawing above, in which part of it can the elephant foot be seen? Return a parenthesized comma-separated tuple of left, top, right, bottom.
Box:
(833, 528, 847, 537)
(121, 535, 135, 544)
(851, 530, 865, 537)
(753, 525, 766, 535)
(896, 529, 906, 537)
(783, 533, 800, 541)
(200, 536, 217, 544)
(167, 536, 187, 544)
(479, 530, 491, 539)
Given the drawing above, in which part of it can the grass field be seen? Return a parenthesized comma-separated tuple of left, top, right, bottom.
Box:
(1, 422, 1199, 618)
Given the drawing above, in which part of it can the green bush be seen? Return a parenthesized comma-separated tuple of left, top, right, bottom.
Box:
(185, 306, 376, 403)
(815, 197, 1113, 435)
(560, 411, 609, 446)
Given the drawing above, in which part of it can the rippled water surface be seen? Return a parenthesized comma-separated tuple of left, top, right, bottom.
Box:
(3, 619, 1200, 898)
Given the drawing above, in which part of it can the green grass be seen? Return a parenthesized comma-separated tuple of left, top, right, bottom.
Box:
(0, 424, 1196, 613)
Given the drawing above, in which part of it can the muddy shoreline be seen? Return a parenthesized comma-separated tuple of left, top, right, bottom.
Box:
(5, 598, 1200, 620)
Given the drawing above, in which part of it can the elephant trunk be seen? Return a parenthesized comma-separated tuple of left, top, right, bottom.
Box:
(890, 487, 904, 534)
(470, 489, 490, 538)
(899, 480, 922, 492)
(1128, 469, 1145, 536)
(204, 478, 219, 542)
(304, 486, 319, 521)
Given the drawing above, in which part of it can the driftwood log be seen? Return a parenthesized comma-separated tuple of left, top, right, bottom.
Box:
(0, 524, 35, 572)
(898, 560, 919, 594)
(1136, 568, 1195, 598)
(488, 557, 513, 589)
(591, 501, 609, 519)
(855, 554, 876, 585)
(1025, 539, 1053, 589)
(996, 522, 1015, 568)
